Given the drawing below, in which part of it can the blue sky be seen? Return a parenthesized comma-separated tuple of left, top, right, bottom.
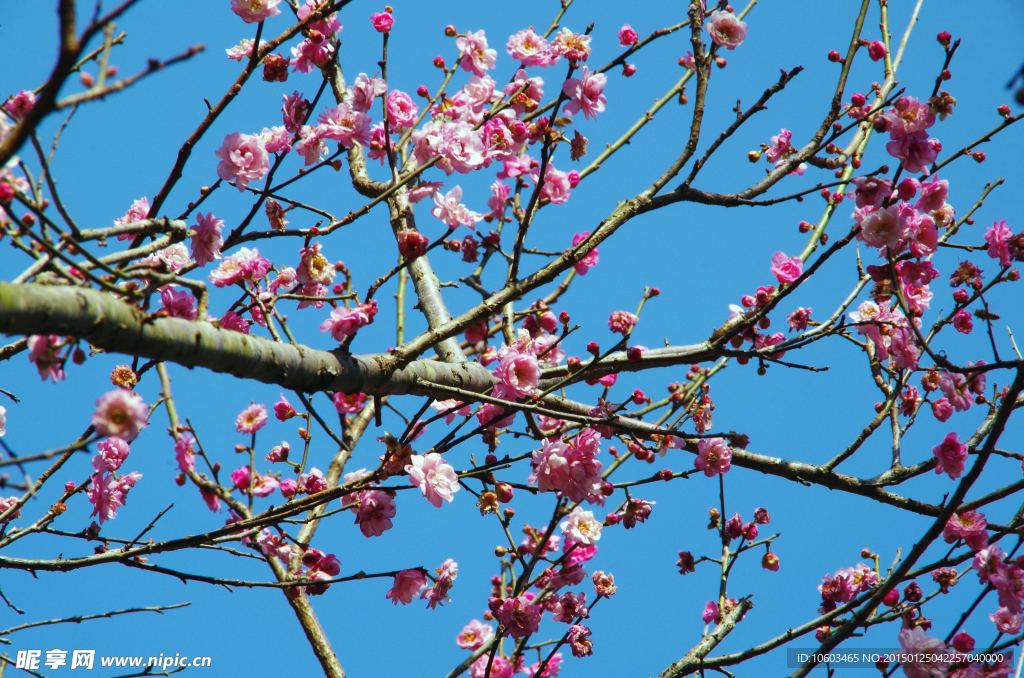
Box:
(1, 1, 1023, 676)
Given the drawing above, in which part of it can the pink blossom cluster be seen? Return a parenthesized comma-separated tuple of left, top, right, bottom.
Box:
(87, 470, 143, 524)
(817, 562, 879, 613)
(972, 543, 1024, 633)
(27, 335, 66, 382)
(877, 96, 941, 174)
(338, 468, 398, 537)
(492, 331, 542, 398)
(530, 429, 604, 503)
(302, 548, 342, 596)
(320, 300, 379, 341)
(208, 247, 272, 288)
(489, 595, 543, 638)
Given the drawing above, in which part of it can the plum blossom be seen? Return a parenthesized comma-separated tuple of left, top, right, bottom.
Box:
(347, 73, 387, 113)
(385, 90, 418, 131)
(353, 489, 397, 537)
(431, 185, 483, 229)
(944, 510, 988, 550)
(550, 27, 592, 62)
(296, 242, 336, 286)
(506, 29, 553, 68)
(504, 70, 544, 116)
(457, 30, 497, 76)
(27, 335, 65, 382)
(370, 10, 393, 32)
(787, 307, 812, 331)
(560, 506, 603, 546)
(190, 212, 224, 267)
(93, 389, 148, 441)
(0, 406, 6, 438)
(931, 431, 968, 481)
(952, 309, 973, 334)
(112, 196, 150, 240)
(770, 252, 803, 284)
(297, 0, 342, 35)
(215, 133, 270, 191)
(991, 607, 1023, 634)
(422, 558, 458, 609)
(230, 0, 281, 23)
(562, 66, 607, 120)
(92, 437, 130, 473)
(456, 619, 494, 650)
(319, 300, 379, 341)
(294, 125, 327, 165)
(846, 176, 893, 208)
(886, 135, 940, 175)
(470, 656, 513, 678)
(219, 311, 250, 334)
(898, 626, 948, 678)
(255, 529, 293, 563)
(572, 232, 600, 275)
(236, 403, 268, 433)
(406, 453, 460, 507)
(387, 569, 428, 605)
(282, 91, 311, 133)
(694, 437, 731, 477)
(985, 220, 1014, 267)
(87, 471, 142, 523)
(857, 205, 903, 250)
(530, 429, 604, 503)
(618, 24, 639, 46)
(490, 596, 542, 638)
(226, 39, 265, 61)
(317, 102, 373, 148)
(290, 31, 334, 73)
(567, 624, 594, 657)
(705, 11, 747, 50)
(3, 90, 36, 119)
(608, 310, 638, 335)
(493, 343, 540, 398)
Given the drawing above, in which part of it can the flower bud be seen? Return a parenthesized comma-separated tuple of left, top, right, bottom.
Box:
(432, 55, 446, 69)
(416, 85, 429, 98)
(485, 454, 498, 465)
(827, 50, 842, 62)
(604, 512, 621, 526)
(867, 41, 887, 61)
(850, 93, 866, 107)
(622, 64, 637, 77)
(64, 481, 76, 492)
(444, 25, 457, 37)
(494, 482, 514, 503)
(747, 150, 761, 163)
(936, 31, 952, 46)
(495, 546, 507, 557)
(997, 104, 1011, 118)
(586, 341, 600, 356)
(559, 311, 570, 325)
(503, 508, 515, 521)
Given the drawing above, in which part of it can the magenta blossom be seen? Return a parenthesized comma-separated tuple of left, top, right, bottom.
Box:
(370, 11, 393, 33)
(87, 471, 142, 523)
(406, 453, 460, 507)
(319, 301, 379, 341)
(932, 432, 968, 480)
(695, 437, 731, 477)
(385, 90, 418, 131)
(353, 489, 397, 537)
(493, 345, 540, 398)
(491, 596, 542, 638)
(230, 0, 281, 23)
(705, 11, 747, 50)
(985, 220, 1014, 267)
(92, 437, 130, 473)
(618, 24, 639, 46)
(608, 310, 638, 335)
(215, 132, 270, 191)
(387, 569, 428, 605)
(235, 403, 268, 433)
(4, 90, 36, 119)
(943, 510, 988, 550)
(561, 66, 607, 120)
(27, 335, 66, 382)
(191, 212, 224, 267)
(456, 619, 494, 650)
(770, 252, 803, 284)
(421, 558, 458, 609)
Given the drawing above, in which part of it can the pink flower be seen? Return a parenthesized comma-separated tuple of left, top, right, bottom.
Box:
(333, 392, 367, 414)
(491, 596, 542, 638)
(406, 453, 460, 507)
(915, 176, 948, 213)
(27, 335, 66, 383)
(218, 311, 251, 334)
(539, 165, 572, 205)
(319, 300, 379, 341)
(215, 133, 270, 191)
(297, 0, 342, 35)
(290, 32, 335, 73)
(867, 40, 887, 61)
(765, 129, 793, 164)
(939, 371, 973, 412)
(985, 220, 1014, 267)
(476, 385, 517, 430)
(385, 90, 418, 131)
(296, 242, 336, 286)
(503, 70, 545, 116)
(255, 528, 293, 563)
(857, 205, 903, 250)
(506, 29, 553, 68)
(191, 212, 224, 267)
(618, 24, 639, 46)
(421, 558, 458, 609)
(370, 10, 393, 33)
(282, 91, 311, 133)
(705, 11, 747, 50)
(387, 569, 428, 605)
(230, 0, 281, 23)
(787, 307, 812, 331)
(550, 27, 592, 62)
(0, 406, 6, 438)
(93, 389, 148, 441)
(265, 441, 290, 463)
(886, 135, 940, 175)
(299, 467, 328, 494)
(200, 486, 222, 511)
(260, 125, 292, 153)
(952, 309, 973, 334)
(92, 437, 130, 473)
(847, 176, 893, 208)
(694, 437, 731, 477)
(470, 656, 513, 678)
(567, 624, 593, 657)
(354, 489, 396, 537)
(236, 403, 268, 433)
(274, 394, 298, 421)
(111, 196, 151, 240)
(347, 73, 387, 113)
(991, 607, 1023, 634)
(622, 498, 654, 529)
(230, 465, 252, 493)
(456, 619, 494, 650)
(530, 429, 604, 503)
(679, 51, 696, 70)
(932, 397, 954, 422)
(457, 30, 497, 76)
(0, 495, 20, 523)
(701, 600, 720, 624)
(493, 346, 540, 398)
(898, 626, 949, 678)
(87, 471, 142, 523)
(431, 185, 482, 229)
(932, 432, 968, 480)
(561, 66, 607, 120)
(943, 510, 988, 550)
(770, 252, 803, 284)
(560, 506, 603, 545)
(317, 102, 373, 149)
(608, 310, 638, 335)
(4, 90, 36, 119)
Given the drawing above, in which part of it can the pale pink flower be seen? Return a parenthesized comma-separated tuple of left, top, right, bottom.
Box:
(112, 196, 150, 240)
(296, 242, 336, 285)
(269, 267, 298, 295)
(297, 0, 342, 35)
(915, 176, 948, 213)
(255, 528, 293, 563)
(431, 399, 471, 424)
(408, 181, 443, 204)
(457, 30, 497, 76)
(370, 11, 394, 33)
(493, 346, 540, 398)
(705, 10, 747, 50)
(985, 220, 1014, 267)
(290, 32, 334, 73)
(939, 371, 973, 412)
(491, 595, 542, 638)
(347, 73, 387, 113)
(991, 607, 1023, 634)
(230, 0, 281, 23)
(436, 120, 487, 175)
(694, 437, 731, 477)
(0, 495, 19, 523)
(93, 389, 148, 441)
(251, 474, 280, 498)
(431, 185, 483, 229)
(540, 165, 571, 205)
(174, 434, 196, 473)
(387, 569, 428, 605)
(857, 205, 903, 250)
(421, 558, 458, 608)
(618, 24, 639, 46)
(769, 251, 803, 284)
(523, 655, 562, 678)
(92, 437, 130, 473)
(87, 471, 142, 523)
(317, 102, 373, 148)
(3, 90, 36, 119)
(898, 626, 949, 678)
(571, 231, 600, 275)
(679, 51, 696, 70)
(225, 38, 265, 61)
(529, 429, 604, 503)
(406, 453, 460, 507)
(293, 125, 327, 165)
(457, 619, 495, 650)
(765, 129, 792, 164)
(218, 311, 251, 334)
(260, 125, 292, 153)
(504, 69, 545, 116)
(385, 90, 418, 131)
(266, 441, 290, 463)
(353, 489, 396, 537)
(476, 385, 516, 430)
(215, 132, 270, 191)
(190, 212, 224, 267)
(236, 403, 268, 433)
(567, 624, 593, 657)
(506, 29, 554, 68)
(932, 432, 969, 480)
(561, 66, 607, 120)
(282, 91, 311, 133)
(550, 27, 592, 62)
(560, 506, 603, 545)
(319, 300, 379, 341)
(608, 310, 638, 335)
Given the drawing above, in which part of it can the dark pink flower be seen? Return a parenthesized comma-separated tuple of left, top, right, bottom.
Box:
(274, 394, 298, 421)
(932, 432, 968, 480)
(694, 438, 731, 477)
(618, 24, 639, 47)
(561, 66, 607, 120)
(985, 220, 1014, 267)
(492, 596, 542, 638)
(943, 510, 988, 550)
(770, 251, 803, 284)
(567, 624, 594, 657)
(353, 489, 396, 537)
(385, 90, 418, 131)
(952, 309, 973, 334)
(215, 133, 270, 191)
(27, 335, 66, 382)
(320, 300, 379, 341)
(867, 40, 887, 61)
(608, 310, 638, 335)
(87, 471, 142, 523)
(370, 10, 393, 33)
(4, 90, 36, 119)
(931, 397, 954, 422)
